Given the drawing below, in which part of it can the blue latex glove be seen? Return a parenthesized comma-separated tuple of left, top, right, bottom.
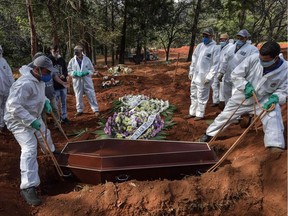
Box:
(81, 71, 90, 77)
(262, 94, 279, 110)
(73, 71, 82, 77)
(244, 82, 255, 99)
(30, 120, 41, 130)
(44, 100, 52, 114)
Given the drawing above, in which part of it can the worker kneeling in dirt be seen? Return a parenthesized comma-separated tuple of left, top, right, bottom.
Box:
(4, 56, 59, 206)
(200, 41, 287, 150)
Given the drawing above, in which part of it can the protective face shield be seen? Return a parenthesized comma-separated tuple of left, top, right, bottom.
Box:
(39, 68, 52, 82)
(260, 57, 276, 68)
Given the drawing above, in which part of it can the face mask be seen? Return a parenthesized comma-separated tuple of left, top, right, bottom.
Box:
(260, 58, 276, 68)
(39, 68, 52, 82)
(41, 74, 52, 82)
(202, 37, 210, 45)
(220, 41, 227, 47)
(236, 40, 244, 47)
(74, 50, 82, 56)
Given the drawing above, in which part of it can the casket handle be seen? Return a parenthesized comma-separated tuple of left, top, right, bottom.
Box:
(115, 174, 130, 182)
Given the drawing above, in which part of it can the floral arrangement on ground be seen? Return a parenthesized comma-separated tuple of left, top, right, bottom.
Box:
(101, 76, 120, 88)
(107, 64, 132, 76)
(94, 94, 176, 140)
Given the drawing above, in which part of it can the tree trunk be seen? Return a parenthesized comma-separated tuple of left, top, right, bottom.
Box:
(104, 45, 108, 65)
(187, 0, 201, 62)
(119, 0, 128, 64)
(238, 7, 246, 29)
(83, 29, 91, 59)
(47, 0, 59, 46)
(91, 34, 96, 64)
(104, 0, 108, 65)
(67, 18, 72, 59)
(166, 45, 171, 62)
(135, 39, 142, 65)
(111, 0, 115, 66)
(26, 0, 37, 57)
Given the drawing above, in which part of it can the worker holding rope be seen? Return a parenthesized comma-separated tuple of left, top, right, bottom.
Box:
(200, 41, 287, 150)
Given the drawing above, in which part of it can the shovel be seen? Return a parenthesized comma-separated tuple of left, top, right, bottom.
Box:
(207, 109, 267, 172)
(50, 112, 70, 142)
(38, 130, 71, 178)
(206, 92, 275, 172)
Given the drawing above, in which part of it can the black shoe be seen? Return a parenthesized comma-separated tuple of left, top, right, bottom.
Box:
(61, 118, 70, 124)
(20, 187, 42, 206)
(184, 115, 195, 119)
(53, 150, 61, 156)
(267, 147, 284, 153)
(75, 112, 83, 117)
(200, 134, 213, 142)
(218, 101, 225, 110)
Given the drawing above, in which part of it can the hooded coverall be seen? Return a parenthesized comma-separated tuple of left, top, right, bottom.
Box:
(0, 56, 14, 129)
(206, 54, 287, 148)
(188, 40, 220, 117)
(214, 42, 234, 103)
(219, 43, 259, 103)
(67, 55, 99, 113)
(4, 66, 56, 189)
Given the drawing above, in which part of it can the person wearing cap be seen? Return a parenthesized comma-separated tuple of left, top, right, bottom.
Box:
(48, 45, 70, 124)
(217, 29, 259, 104)
(213, 33, 234, 108)
(200, 41, 287, 152)
(0, 45, 14, 134)
(67, 45, 100, 117)
(29, 52, 67, 128)
(186, 27, 220, 120)
(4, 55, 59, 206)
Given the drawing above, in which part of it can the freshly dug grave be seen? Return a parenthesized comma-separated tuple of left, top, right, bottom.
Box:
(0, 48, 286, 216)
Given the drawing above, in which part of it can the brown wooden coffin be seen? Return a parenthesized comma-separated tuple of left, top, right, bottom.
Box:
(57, 139, 217, 185)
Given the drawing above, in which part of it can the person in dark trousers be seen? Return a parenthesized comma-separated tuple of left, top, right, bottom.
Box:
(48, 45, 70, 124)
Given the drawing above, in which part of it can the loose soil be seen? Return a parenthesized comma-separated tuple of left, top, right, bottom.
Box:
(0, 47, 287, 216)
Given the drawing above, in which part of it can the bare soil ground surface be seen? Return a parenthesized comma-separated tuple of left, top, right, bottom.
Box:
(0, 47, 287, 216)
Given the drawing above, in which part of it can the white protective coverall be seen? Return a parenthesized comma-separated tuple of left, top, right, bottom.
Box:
(4, 66, 56, 189)
(189, 40, 220, 117)
(67, 55, 99, 113)
(212, 42, 233, 103)
(218, 43, 259, 103)
(0, 54, 14, 128)
(206, 54, 287, 148)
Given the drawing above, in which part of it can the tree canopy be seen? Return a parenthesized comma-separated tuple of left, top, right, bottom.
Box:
(0, 0, 286, 67)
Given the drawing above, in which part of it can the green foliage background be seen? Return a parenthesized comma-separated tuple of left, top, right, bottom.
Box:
(0, 0, 286, 69)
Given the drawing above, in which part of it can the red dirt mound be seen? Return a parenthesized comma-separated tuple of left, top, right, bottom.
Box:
(0, 48, 286, 216)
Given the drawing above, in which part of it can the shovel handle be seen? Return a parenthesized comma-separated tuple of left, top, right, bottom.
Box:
(38, 130, 65, 177)
(207, 109, 267, 173)
(208, 98, 246, 146)
(50, 112, 69, 142)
